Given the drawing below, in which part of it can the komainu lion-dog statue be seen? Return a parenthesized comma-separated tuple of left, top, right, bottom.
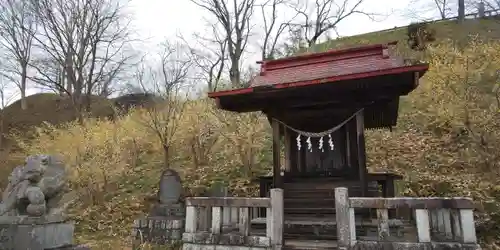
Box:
(0, 154, 75, 217)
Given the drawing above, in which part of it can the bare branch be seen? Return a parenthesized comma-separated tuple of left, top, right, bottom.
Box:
(260, 0, 296, 60)
(0, 77, 17, 148)
(134, 42, 192, 166)
(28, 0, 136, 122)
(190, 0, 256, 87)
(434, 0, 450, 19)
(179, 28, 228, 92)
(0, 0, 36, 110)
(404, 0, 456, 20)
(288, 0, 376, 47)
(479, 0, 500, 10)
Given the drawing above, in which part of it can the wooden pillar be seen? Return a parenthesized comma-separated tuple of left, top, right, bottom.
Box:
(413, 72, 420, 88)
(356, 110, 368, 196)
(285, 129, 298, 175)
(283, 128, 292, 173)
(269, 189, 284, 248)
(347, 117, 359, 179)
(335, 187, 356, 247)
(345, 125, 351, 168)
(272, 119, 283, 189)
(298, 139, 306, 174)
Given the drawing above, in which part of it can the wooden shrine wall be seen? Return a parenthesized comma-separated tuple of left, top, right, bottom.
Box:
(283, 117, 360, 179)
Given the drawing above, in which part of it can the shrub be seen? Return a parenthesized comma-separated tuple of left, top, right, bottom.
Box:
(407, 22, 436, 51)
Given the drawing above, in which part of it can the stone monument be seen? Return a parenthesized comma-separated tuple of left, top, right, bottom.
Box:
(151, 169, 184, 216)
(0, 154, 89, 250)
(132, 169, 185, 247)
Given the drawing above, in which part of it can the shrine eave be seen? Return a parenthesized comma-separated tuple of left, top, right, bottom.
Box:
(208, 63, 428, 100)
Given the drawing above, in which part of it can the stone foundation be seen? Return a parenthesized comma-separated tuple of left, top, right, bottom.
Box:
(52, 244, 91, 250)
(181, 233, 271, 250)
(182, 243, 269, 250)
(150, 203, 185, 217)
(132, 216, 184, 246)
(0, 215, 76, 250)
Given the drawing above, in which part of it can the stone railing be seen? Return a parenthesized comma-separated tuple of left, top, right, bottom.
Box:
(335, 187, 481, 250)
(182, 189, 283, 250)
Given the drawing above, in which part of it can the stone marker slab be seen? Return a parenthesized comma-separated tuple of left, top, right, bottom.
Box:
(208, 182, 229, 197)
(158, 169, 182, 204)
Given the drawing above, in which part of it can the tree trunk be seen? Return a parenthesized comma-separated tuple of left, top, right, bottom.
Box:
(229, 63, 240, 87)
(190, 142, 199, 168)
(71, 94, 84, 125)
(163, 143, 170, 168)
(65, 71, 72, 94)
(85, 83, 92, 112)
(0, 113, 4, 148)
(71, 78, 84, 125)
(72, 69, 84, 124)
(458, 0, 465, 23)
(19, 88, 27, 110)
(478, 2, 485, 18)
(58, 66, 65, 96)
(20, 65, 27, 110)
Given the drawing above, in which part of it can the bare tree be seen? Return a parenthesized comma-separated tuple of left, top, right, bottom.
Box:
(412, 0, 454, 20)
(135, 42, 192, 166)
(181, 27, 227, 92)
(289, 0, 375, 47)
(434, 0, 453, 19)
(275, 27, 307, 56)
(28, 0, 134, 122)
(260, 0, 294, 60)
(0, 0, 36, 110)
(403, 0, 459, 22)
(478, 0, 500, 10)
(0, 78, 6, 148)
(0, 78, 9, 109)
(190, 0, 256, 87)
(0, 77, 15, 148)
(462, 0, 500, 18)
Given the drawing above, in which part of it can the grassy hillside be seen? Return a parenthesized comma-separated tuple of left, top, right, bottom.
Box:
(1, 93, 115, 131)
(3, 17, 500, 249)
(0, 92, 162, 150)
(315, 17, 500, 51)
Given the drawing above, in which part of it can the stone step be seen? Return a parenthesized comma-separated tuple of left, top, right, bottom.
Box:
(284, 198, 337, 207)
(284, 207, 336, 215)
(284, 239, 338, 250)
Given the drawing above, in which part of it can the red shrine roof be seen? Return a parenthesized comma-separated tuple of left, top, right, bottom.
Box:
(208, 41, 428, 98)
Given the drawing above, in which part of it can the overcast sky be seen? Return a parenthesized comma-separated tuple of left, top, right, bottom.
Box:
(130, 0, 417, 45)
(132, 0, 422, 41)
(128, 0, 446, 68)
